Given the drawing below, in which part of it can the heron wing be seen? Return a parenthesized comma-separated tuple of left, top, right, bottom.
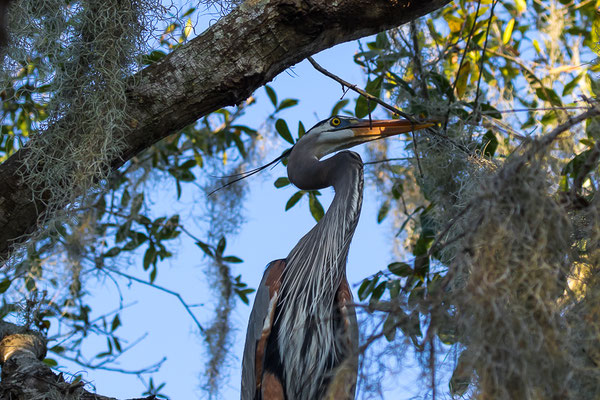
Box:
(337, 278, 359, 353)
(324, 278, 359, 400)
(241, 259, 285, 400)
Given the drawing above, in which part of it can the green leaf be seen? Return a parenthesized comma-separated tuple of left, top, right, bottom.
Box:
(308, 194, 324, 222)
(377, 201, 390, 223)
(265, 85, 277, 107)
(111, 314, 121, 332)
(413, 235, 433, 257)
(541, 111, 558, 126)
(536, 87, 562, 106)
(0, 279, 11, 294)
(298, 121, 306, 138)
(388, 280, 401, 298)
(193, 149, 204, 168)
(429, 72, 455, 101)
(25, 277, 36, 292)
(195, 241, 213, 257)
(370, 282, 386, 302)
(407, 284, 425, 309)
(150, 266, 157, 284)
(285, 191, 305, 210)
(455, 60, 471, 99)
(480, 130, 498, 157)
(115, 221, 131, 243)
(563, 72, 583, 96)
(514, 0, 526, 13)
(223, 255, 243, 263)
(43, 358, 58, 367)
(181, 7, 196, 17)
(388, 262, 412, 277)
(274, 177, 290, 188)
(113, 337, 122, 353)
(180, 159, 196, 169)
(121, 189, 131, 207)
(450, 351, 473, 396)
(216, 237, 226, 256)
(141, 50, 167, 65)
(103, 247, 121, 258)
(50, 345, 65, 354)
(383, 314, 397, 341)
(562, 149, 592, 179)
(143, 246, 156, 270)
(467, 101, 502, 120)
(374, 32, 390, 49)
(355, 76, 383, 118)
(275, 119, 294, 144)
(586, 117, 600, 140)
(235, 288, 255, 305)
(330, 99, 350, 116)
(277, 98, 298, 111)
(358, 275, 379, 301)
(131, 193, 144, 216)
(502, 18, 515, 44)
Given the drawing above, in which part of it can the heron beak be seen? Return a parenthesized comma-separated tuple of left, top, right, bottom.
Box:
(350, 119, 435, 141)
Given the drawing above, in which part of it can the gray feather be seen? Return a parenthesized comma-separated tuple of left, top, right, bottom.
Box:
(241, 261, 278, 400)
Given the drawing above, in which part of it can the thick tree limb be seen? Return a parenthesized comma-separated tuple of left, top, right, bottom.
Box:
(0, 0, 449, 259)
(0, 320, 154, 400)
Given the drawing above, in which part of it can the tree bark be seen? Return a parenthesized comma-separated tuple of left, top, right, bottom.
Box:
(0, 320, 154, 400)
(0, 0, 449, 260)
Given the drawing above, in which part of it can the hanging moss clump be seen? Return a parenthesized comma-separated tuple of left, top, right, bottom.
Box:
(1, 0, 160, 246)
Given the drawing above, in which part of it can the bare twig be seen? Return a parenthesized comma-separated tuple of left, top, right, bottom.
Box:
(451, 0, 482, 94)
(308, 56, 478, 159)
(474, 0, 498, 108)
(444, 0, 483, 133)
(411, 130, 424, 177)
(60, 352, 166, 375)
(426, 203, 475, 259)
(363, 157, 412, 165)
(537, 107, 600, 148)
(307, 56, 414, 121)
(410, 21, 429, 100)
(104, 266, 205, 333)
(308, 56, 431, 177)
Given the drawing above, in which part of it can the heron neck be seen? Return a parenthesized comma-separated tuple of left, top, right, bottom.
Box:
(282, 152, 364, 306)
(278, 152, 364, 399)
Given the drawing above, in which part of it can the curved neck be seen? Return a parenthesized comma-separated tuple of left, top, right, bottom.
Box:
(278, 151, 364, 399)
(282, 151, 364, 306)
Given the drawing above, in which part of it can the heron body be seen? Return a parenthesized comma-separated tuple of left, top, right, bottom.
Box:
(241, 116, 433, 400)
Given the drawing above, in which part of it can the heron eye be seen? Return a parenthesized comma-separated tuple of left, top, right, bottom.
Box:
(330, 117, 341, 127)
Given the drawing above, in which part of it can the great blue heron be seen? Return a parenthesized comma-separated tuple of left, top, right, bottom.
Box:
(241, 115, 433, 400)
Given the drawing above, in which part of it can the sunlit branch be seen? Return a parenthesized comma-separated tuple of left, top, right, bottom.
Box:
(307, 57, 413, 120)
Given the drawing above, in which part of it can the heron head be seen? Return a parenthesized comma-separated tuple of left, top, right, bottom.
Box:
(294, 115, 435, 160)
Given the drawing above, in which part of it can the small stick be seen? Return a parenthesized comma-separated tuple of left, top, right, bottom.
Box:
(307, 56, 415, 121)
(308, 56, 426, 176)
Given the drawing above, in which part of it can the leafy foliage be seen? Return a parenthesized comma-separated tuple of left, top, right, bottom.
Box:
(0, 0, 599, 399)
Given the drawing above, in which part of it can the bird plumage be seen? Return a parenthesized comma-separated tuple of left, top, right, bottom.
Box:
(241, 115, 434, 400)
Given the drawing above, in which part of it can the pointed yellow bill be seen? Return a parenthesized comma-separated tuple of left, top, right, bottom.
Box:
(349, 119, 435, 139)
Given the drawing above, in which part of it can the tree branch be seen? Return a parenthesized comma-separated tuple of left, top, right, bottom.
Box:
(307, 56, 415, 120)
(0, 0, 450, 261)
(0, 320, 154, 400)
